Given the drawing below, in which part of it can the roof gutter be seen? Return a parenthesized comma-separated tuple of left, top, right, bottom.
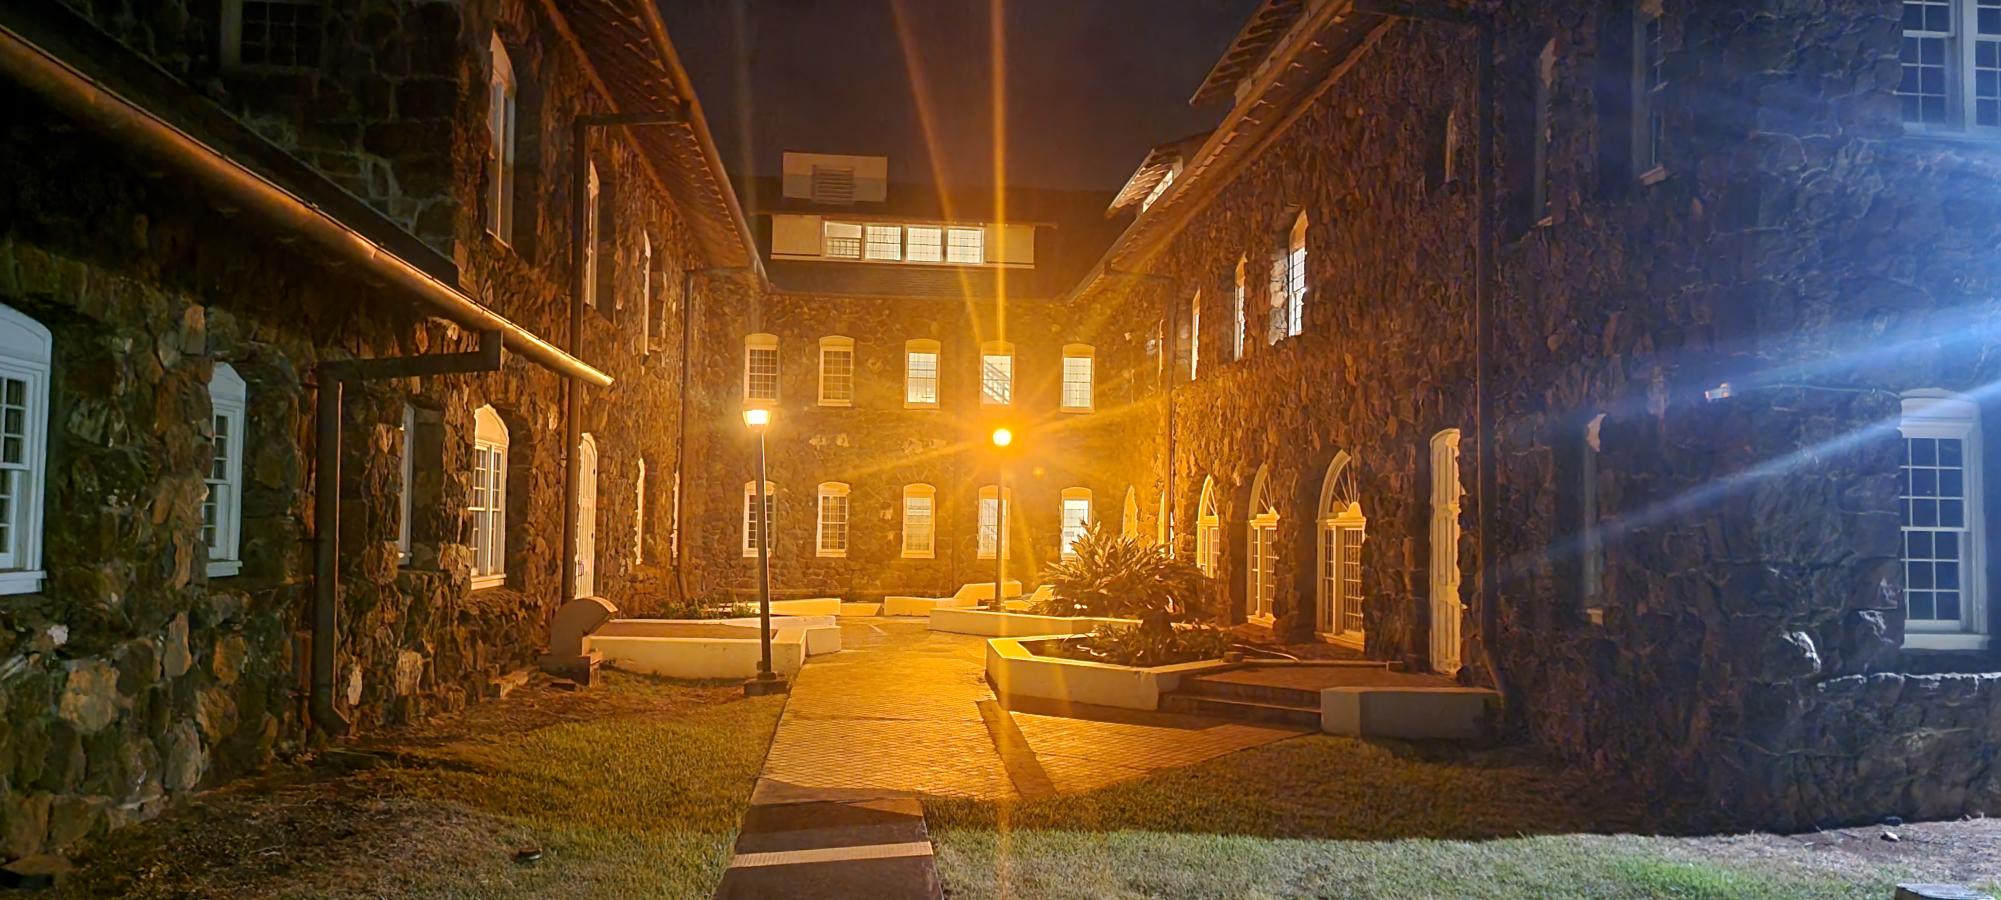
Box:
(0, 20, 613, 388)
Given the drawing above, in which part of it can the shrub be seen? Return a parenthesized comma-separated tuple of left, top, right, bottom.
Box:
(1036, 523, 1211, 624)
(1042, 623, 1232, 667)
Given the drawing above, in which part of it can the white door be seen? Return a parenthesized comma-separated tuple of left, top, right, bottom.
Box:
(1429, 431, 1464, 674)
(576, 434, 598, 598)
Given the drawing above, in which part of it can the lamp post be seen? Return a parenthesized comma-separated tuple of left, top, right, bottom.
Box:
(991, 427, 1013, 609)
(743, 407, 788, 697)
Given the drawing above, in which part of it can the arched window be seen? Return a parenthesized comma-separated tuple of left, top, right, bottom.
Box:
(1060, 487, 1093, 559)
(979, 340, 1014, 406)
(819, 335, 855, 406)
(1195, 477, 1221, 576)
(743, 480, 775, 557)
(1900, 391, 1987, 649)
(978, 484, 1012, 559)
(1316, 453, 1366, 641)
(905, 338, 940, 408)
(817, 481, 850, 557)
(575, 433, 599, 599)
(470, 405, 509, 589)
(205, 363, 247, 578)
(902, 484, 936, 558)
(744, 333, 779, 402)
(1247, 466, 1278, 621)
(1429, 430, 1464, 675)
(1121, 487, 1139, 540)
(1060, 343, 1094, 412)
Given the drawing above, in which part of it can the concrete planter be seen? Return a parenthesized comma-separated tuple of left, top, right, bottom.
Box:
(985, 635, 1231, 710)
(589, 615, 841, 679)
(1320, 686, 1498, 740)
(929, 607, 1138, 638)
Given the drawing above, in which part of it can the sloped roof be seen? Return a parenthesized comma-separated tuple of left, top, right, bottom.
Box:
(1107, 131, 1213, 215)
(1188, 0, 1308, 107)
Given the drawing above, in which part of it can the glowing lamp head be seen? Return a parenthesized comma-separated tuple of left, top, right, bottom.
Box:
(991, 427, 1013, 448)
(743, 407, 771, 428)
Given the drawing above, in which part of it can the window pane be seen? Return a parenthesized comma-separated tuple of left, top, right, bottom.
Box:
(946, 228, 984, 264)
(907, 226, 943, 262)
(747, 347, 779, 401)
(824, 222, 862, 258)
(821, 348, 854, 403)
(906, 352, 938, 405)
(1062, 356, 1093, 409)
(981, 354, 1013, 405)
(864, 225, 903, 260)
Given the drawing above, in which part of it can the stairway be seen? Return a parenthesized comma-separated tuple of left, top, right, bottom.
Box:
(1159, 674, 1321, 729)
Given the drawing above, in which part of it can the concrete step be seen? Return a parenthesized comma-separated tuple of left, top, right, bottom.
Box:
(1176, 676, 1320, 708)
(1159, 691, 1321, 729)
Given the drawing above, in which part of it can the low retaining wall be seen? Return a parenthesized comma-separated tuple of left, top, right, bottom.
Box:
(930, 608, 1138, 638)
(1321, 686, 1498, 740)
(985, 636, 1229, 710)
(1775, 671, 2001, 827)
(589, 616, 841, 679)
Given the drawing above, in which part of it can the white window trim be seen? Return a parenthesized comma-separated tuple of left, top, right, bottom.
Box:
(487, 34, 517, 243)
(819, 335, 856, 407)
(635, 458, 647, 566)
(1189, 291, 1202, 379)
(1060, 343, 1094, 413)
(1233, 256, 1248, 361)
(1060, 488, 1093, 560)
(1897, 0, 2001, 139)
(1534, 39, 1559, 227)
(639, 231, 654, 355)
(1285, 212, 1308, 338)
(1195, 477, 1221, 576)
(905, 339, 940, 409)
(1631, 0, 1668, 180)
(743, 481, 775, 558)
(980, 341, 1014, 407)
(902, 483, 937, 559)
(398, 403, 414, 564)
(977, 485, 1013, 560)
(1247, 466, 1277, 624)
(205, 363, 247, 578)
(583, 163, 601, 308)
(745, 333, 780, 403)
(816, 481, 850, 558)
(815, 221, 1003, 267)
(470, 405, 509, 590)
(1899, 391, 1987, 647)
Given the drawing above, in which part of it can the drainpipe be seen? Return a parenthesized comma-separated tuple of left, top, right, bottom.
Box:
(312, 331, 503, 737)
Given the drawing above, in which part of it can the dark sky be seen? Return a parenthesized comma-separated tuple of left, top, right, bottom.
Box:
(659, 0, 1261, 193)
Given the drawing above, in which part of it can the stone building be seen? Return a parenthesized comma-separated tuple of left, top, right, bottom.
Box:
(0, 0, 755, 857)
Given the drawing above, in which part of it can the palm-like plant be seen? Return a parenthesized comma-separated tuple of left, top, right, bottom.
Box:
(1038, 523, 1210, 627)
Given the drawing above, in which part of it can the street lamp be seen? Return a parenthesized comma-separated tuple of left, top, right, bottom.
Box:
(990, 427, 1013, 610)
(742, 406, 787, 697)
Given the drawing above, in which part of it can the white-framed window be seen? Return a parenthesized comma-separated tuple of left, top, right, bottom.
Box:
(398, 403, 414, 563)
(980, 341, 1013, 406)
(0, 306, 48, 595)
(1632, 1, 1667, 175)
(1898, 0, 2001, 135)
(1316, 453, 1366, 642)
(1900, 392, 1987, 649)
(639, 231, 654, 355)
(864, 224, 904, 261)
(1233, 256, 1248, 360)
(946, 227, 985, 264)
(634, 458, 647, 565)
(1060, 488, 1092, 559)
(902, 483, 936, 558)
(203, 363, 247, 578)
(742, 481, 775, 557)
(486, 35, 518, 242)
(669, 469, 681, 561)
(907, 226, 944, 263)
(1122, 487, 1140, 540)
(1285, 213, 1307, 338)
(745, 333, 779, 403)
(1195, 477, 1221, 576)
(470, 405, 509, 589)
(583, 162, 601, 308)
(574, 433, 598, 599)
(1534, 39, 1559, 225)
(1247, 466, 1277, 622)
(819, 335, 855, 406)
(1429, 430, 1464, 675)
(824, 221, 863, 259)
(977, 484, 1012, 559)
(817, 482, 850, 558)
(1189, 291, 1202, 379)
(905, 339, 940, 408)
(1060, 344, 1094, 412)
(221, 0, 323, 70)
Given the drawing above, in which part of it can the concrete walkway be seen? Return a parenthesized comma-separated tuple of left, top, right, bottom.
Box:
(715, 619, 1302, 899)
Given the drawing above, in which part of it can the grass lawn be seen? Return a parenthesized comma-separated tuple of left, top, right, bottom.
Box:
(44, 672, 784, 899)
(926, 735, 1999, 899)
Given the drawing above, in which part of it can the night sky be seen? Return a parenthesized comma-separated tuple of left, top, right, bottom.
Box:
(659, 0, 1262, 193)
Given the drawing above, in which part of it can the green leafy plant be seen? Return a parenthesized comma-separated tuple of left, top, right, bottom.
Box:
(1036, 523, 1212, 625)
(1043, 622, 1232, 667)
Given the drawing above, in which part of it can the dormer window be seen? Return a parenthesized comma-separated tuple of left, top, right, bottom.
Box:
(823, 221, 863, 259)
(946, 227, 985, 264)
(907, 226, 944, 262)
(808, 221, 994, 266)
(864, 224, 904, 261)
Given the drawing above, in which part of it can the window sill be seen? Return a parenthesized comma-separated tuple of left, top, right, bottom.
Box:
(1899, 127, 2001, 147)
(904, 402, 939, 410)
(816, 550, 847, 559)
(470, 573, 507, 591)
(1248, 614, 1276, 627)
(1321, 631, 1365, 651)
(1904, 632, 1990, 652)
(1584, 607, 1606, 625)
(206, 560, 243, 579)
(902, 551, 935, 560)
(818, 400, 853, 408)
(0, 570, 45, 595)
(1637, 166, 1669, 186)
(1059, 406, 1093, 415)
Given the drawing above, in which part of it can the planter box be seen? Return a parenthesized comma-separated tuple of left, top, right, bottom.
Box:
(769, 598, 841, 617)
(883, 580, 1024, 617)
(1320, 686, 1498, 740)
(588, 616, 841, 679)
(929, 607, 1137, 638)
(837, 602, 882, 617)
(986, 636, 1230, 711)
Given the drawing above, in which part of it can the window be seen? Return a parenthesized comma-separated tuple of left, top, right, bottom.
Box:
(1581, 414, 1606, 614)
(634, 458, 647, 565)
(980, 342, 1014, 406)
(1156, 491, 1171, 550)
(1534, 39, 1558, 225)
(1316, 453, 1366, 642)
(670, 469, 681, 560)
(1122, 487, 1140, 540)
(819, 336, 855, 406)
(222, 0, 322, 69)
(1443, 110, 1463, 187)
(817, 482, 850, 558)
(1247, 467, 1277, 621)
(574, 433, 598, 599)
(907, 226, 944, 263)
(0, 306, 47, 595)
(742, 481, 775, 557)
(1898, 0, 2001, 133)
(1429, 431, 1464, 675)
(1189, 291, 1202, 379)
(903, 484, 936, 558)
(1060, 344, 1094, 412)
(471, 405, 509, 589)
(583, 162, 601, 308)
(639, 231, 653, 355)
(824, 221, 863, 259)
(1633, 1, 1667, 174)
(745, 333, 779, 403)
(1285, 213, 1307, 338)
(1900, 392, 1987, 649)
(487, 35, 517, 242)
(905, 339, 940, 408)
(1233, 256, 1248, 360)
(1195, 477, 1221, 576)
(202, 363, 247, 579)
(398, 404, 414, 563)
(977, 485, 1012, 559)
(946, 227, 985, 264)
(864, 224, 904, 261)
(1060, 488, 1093, 559)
